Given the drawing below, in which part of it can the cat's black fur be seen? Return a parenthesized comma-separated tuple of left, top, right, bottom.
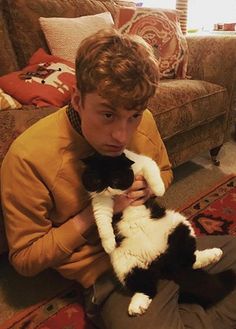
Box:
(82, 152, 236, 310)
(82, 153, 134, 192)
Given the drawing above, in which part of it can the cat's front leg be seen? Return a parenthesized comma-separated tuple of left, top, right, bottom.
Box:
(141, 159, 165, 197)
(193, 248, 223, 269)
(92, 194, 117, 254)
(102, 237, 117, 254)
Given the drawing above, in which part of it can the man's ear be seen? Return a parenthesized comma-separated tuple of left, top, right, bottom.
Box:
(71, 87, 82, 114)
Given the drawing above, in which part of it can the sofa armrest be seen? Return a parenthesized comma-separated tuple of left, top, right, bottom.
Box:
(186, 35, 236, 105)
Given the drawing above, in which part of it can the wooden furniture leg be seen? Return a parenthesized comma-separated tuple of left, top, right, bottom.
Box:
(209, 145, 222, 166)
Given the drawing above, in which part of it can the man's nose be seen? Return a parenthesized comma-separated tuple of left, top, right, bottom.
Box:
(111, 121, 128, 144)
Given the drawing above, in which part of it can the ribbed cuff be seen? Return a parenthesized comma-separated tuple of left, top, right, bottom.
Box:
(53, 218, 87, 254)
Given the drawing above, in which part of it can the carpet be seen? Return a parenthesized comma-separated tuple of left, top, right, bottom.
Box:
(1, 284, 91, 329)
(180, 175, 236, 236)
(1, 175, 236, 329)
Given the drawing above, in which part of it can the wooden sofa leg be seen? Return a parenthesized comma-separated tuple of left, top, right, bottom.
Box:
(209, 145, 222, 166)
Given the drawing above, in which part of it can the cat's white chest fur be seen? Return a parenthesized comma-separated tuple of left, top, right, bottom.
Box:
(111, 206, 192, 283)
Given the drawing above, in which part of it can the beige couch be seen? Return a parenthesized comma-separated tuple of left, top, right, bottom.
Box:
(0, 0, 236, 255)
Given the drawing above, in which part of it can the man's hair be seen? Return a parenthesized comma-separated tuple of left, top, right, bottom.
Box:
(75, 28, 159, 111)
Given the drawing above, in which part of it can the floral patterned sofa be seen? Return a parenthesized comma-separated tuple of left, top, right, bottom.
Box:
(0, 0, 236, 256)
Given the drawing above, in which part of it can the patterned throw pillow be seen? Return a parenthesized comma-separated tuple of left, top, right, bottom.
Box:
(116, 7, 188, 79)
(39, 12, 114, 63)
(0, 48, 75, 108)
(0, 88, 22, 110)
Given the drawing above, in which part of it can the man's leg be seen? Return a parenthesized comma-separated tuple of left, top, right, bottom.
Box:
(99, 278, 213, 329)
(178, 235, 236, 329)
(198, 236, 236, 329)
(85, 236, 236, 329)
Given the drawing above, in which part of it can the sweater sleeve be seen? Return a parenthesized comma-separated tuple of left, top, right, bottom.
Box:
(1, 146, 87, 277)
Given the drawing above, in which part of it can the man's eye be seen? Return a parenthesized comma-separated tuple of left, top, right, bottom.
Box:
(104, 113, 113, 119)
(133, 113, 141, 119)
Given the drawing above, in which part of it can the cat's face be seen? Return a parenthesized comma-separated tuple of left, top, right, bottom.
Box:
(82, 153, 135, 194)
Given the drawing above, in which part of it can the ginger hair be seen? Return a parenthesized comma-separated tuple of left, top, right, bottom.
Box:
(75, 28, 159, 111)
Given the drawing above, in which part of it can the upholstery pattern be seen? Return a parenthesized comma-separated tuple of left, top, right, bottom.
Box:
(186, 35, 236, 98)
(116, 7, 188, 79)
(0, 0, 18, 75)
(165, 116, 226, 167)
(149, 79, 228, 139)
(4, 0, 118, 69)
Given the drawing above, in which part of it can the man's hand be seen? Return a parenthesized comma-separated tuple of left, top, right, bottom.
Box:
(113, 175, 152, 213)
(73, 175, 152, 233)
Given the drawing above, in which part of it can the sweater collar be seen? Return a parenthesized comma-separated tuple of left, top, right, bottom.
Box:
(66, 103, 83, 135)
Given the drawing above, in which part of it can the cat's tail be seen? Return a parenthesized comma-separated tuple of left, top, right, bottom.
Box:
(174, 268, 236, 308)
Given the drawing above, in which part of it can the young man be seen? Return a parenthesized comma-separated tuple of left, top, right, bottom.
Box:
(1, 29, 236, 329)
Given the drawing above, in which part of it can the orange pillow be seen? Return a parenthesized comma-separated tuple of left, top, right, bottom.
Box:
(116, 7, 188, 79)
(0, 48, 75, 107)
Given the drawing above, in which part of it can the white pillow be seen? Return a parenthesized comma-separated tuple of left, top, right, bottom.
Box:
(39, 12, 114, 63)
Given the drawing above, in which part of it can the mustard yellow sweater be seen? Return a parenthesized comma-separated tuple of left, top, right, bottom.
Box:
(1, 107, 173, 288)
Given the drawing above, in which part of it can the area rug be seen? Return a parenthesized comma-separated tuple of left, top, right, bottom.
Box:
(1, 284, 93, 329)
(1, 175, 236, 329)
(180, 175, 236, 236)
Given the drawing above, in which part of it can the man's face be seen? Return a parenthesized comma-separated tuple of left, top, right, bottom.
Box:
(72, 90, 143, 156)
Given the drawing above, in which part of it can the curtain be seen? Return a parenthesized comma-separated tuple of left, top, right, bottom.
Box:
(175, 0, 188, 34)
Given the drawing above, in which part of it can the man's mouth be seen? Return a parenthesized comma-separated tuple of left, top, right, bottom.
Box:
(105, 144, 124, 152)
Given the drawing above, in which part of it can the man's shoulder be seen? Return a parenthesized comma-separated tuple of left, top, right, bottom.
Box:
(128, 108, 162, 153)
(7, 108, 66, 158)
(136, 109, 158, 139)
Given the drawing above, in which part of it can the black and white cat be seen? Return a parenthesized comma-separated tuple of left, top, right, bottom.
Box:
(82, 149, 235, 316)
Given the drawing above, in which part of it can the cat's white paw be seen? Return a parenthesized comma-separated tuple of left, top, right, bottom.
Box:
(193, 248, 223, 269)
(102, 238, 116, 254)
(150, 183, 165, 197)
(128, 293, 152, 316)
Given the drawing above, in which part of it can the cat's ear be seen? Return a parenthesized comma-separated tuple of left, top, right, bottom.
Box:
(81, 157, 92, 165)
(120, 153, 134, 167)
(81, 154, 100, 166)
(127, 158, 135, 166)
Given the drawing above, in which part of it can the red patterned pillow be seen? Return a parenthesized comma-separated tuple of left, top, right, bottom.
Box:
(0, 48, 75, 107)
(116, 7, 188, 79)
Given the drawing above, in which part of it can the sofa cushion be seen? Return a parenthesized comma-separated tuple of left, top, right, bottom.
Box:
(0, 48, 75, 107)
(4, 0, 118, 69)
(166, 116, 226, 167)
(116, 6, 188, 79)
(148, 79, 228, 139)
(0, 0, 18, 76)
(39, 12, 114, 63)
